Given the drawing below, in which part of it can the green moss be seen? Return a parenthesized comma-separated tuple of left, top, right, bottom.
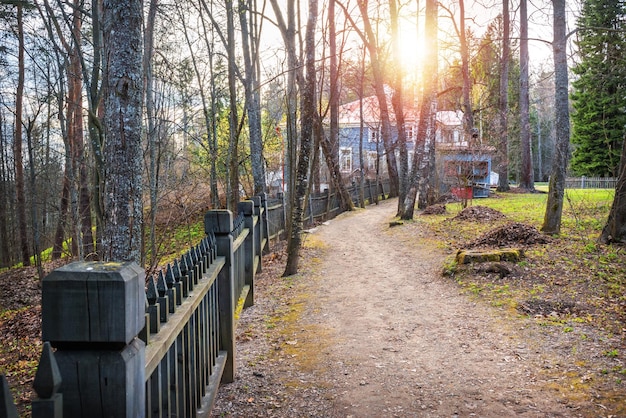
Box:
(456, 248, 523, 264)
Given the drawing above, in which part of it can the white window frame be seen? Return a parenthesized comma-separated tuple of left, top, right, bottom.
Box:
(367, 151, 378, 171)
(369, 127, 381, 143)
(340, 147, 353, 172)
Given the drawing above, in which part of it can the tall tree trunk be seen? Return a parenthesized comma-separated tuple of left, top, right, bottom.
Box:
(87, 0, 105, 258)
(52, 167, 71, 260)
(389, 0, 409, 216)
(519, 0, 534, 190)
(324, 0, 354, 211)
(359, 47, 367, 207)
(418, 0, 439, 210)
(187, 0, 220, 206)
(226, 0, 240, 211)
(270, 0, 299, 242)
(69, 1, 94, 260)
(459, 0, 474, 137)
(239, 0, 267, 196)
(283, 0, 318, 276)
(541, 0, 570, 235)
(329, 0, 339, 178)
(496, 0, 511, 192)
(0, 113, 10, 267)
(401, 0, 437, 217)
(102, 0, 144, 263)
(356, 0, 399, 198)
(599, 137, 626, 243)
(26, 119, 44, 278)
(15, 5, 30, 266)
(145, 0, 158, 266)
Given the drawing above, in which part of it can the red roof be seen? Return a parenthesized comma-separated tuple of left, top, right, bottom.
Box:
(338, 95, 461, 127)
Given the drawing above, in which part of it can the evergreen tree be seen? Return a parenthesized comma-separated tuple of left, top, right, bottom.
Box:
(570, 0, 626, 177)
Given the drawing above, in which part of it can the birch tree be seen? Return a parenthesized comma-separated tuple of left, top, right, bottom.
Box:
(283, 0, 318, 276)
(269, 0, 299, 239)
(401, 0, 437, 217)
(389, 0, 409, 216)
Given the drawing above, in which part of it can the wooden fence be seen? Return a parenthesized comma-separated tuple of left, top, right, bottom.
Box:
(1, 195, 268, 418)
(565, 176, 617, 189)
(1, 180, 391, 417)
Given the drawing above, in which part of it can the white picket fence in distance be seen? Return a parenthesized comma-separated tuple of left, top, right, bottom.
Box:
(565, 176, 617, 189)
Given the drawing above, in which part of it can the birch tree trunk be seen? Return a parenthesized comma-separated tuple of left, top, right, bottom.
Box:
(102, 0, 144, 263)
(269, 0, 299, 243)
(401, 0, 437, 217)
(389, 0, 409, 216)
(283, 0, 318, 276)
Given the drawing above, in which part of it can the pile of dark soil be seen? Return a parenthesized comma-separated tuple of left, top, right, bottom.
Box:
(466, 222, 552, 249)
(422, 204, 447, 215)
(453, 205, 506, 222)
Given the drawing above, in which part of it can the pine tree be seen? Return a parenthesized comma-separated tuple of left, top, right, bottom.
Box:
(570, 0, 626, 177)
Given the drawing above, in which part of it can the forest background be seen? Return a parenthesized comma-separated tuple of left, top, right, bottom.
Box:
(0, 0, 625, 276)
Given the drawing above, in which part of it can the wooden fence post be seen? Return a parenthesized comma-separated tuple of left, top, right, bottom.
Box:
(31, 342, 63, 417)
(237, 200, 256, 308)
(0, 374, 18, 418)
(41, 261, 146, 418)
(278, 191, 287, 239)
(259, 193, 271, 254)
(204, 210, 236, 384)
(250, 196, 263, 271)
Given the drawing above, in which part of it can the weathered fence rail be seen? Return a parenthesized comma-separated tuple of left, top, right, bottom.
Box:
(1, 181, 390, 417)
(565, 176, 617, 189)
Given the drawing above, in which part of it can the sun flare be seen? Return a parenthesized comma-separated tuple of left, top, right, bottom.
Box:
(394, 20, 425, 75)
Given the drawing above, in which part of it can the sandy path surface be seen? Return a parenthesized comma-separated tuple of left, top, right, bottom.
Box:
(213, 198, 606, 417)
(302, 198, 577, 417)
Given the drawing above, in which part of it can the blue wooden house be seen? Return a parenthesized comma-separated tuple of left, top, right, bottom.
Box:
(331, 96, 493, 198)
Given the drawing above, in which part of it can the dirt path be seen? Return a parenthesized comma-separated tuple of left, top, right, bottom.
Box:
(213, 198, 598, 417)
(302, 198, 579, 417)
